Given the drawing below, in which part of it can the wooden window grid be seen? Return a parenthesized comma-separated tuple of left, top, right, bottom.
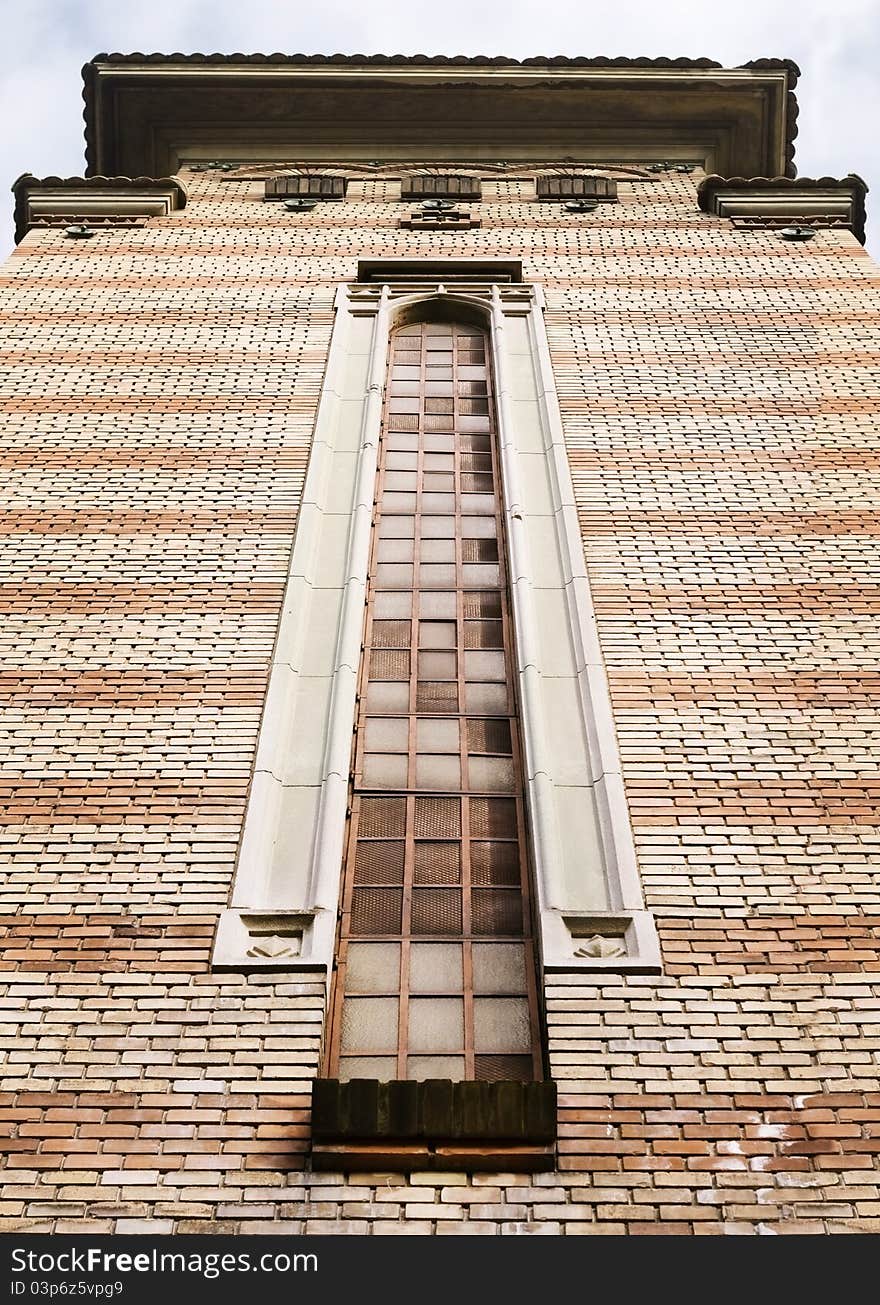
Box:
(325, 320, 544, 1085)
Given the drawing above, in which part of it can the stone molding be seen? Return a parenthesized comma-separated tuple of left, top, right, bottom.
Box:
(12, 173, 187, 243)
(697, 173, 868, 243)
(212, 272, 661, 977)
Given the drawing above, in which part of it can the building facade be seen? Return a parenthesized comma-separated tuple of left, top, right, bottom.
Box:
(2, 53, 880, 1234)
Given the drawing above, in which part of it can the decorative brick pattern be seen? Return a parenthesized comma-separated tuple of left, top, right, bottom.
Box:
(1, 167, 879, 1233)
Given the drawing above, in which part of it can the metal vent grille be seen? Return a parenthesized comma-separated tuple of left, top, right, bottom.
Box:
(475, 1055, 534, 1083)
(327, 320, 543, 1084)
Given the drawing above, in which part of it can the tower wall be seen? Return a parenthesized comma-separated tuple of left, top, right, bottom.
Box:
(2, 165, 879, 1234)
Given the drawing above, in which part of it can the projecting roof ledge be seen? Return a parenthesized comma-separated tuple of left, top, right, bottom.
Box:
(80, 53, 800, 180)
(698, 173, 868, 243)
(11, 173, 187, 243)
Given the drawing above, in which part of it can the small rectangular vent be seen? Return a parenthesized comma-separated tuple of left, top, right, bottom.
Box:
(400, 174, 482, 202)
(264, 175, 347, 200)
(535, 175, 618, 202)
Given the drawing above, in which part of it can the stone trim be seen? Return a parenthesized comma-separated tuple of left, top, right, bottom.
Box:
(697, 173, 868, 244)
(12, 173, 187, 244)
(212, 275, 660, 977)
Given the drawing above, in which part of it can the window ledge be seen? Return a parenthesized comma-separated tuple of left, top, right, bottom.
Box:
(311, 1078, 557, 1172)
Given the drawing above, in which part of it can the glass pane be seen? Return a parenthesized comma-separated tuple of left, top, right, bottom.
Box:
(338, 1056, 397, 1082)
(472, 943, 527, 994)
(464, 651, 506, 682)
(408, 997, 463, 1052)
(364, 718, 408, 752)
(463, 564, 500, 587)
(385, 452, 418, 470)
(424, 472, 454, 491)
(408, 1056, 466, 1081)
(379, 515, 415, 538)
(464, 683, 509, 714)
(461, 494, 496, 515)
(345, 942, 401, 992)
(386, 434, 419, 451)
(366, 681, 410, 714)
(418, 651, 456, 679)
(419, 591, 457, 618)
(382, 492, 417, 513)
(473, 997, 531, 1054)
(416, 718, 459, 753)
(384, 471, 418, 491)
(408, 942, 463, 993)
(362, 754, 408, 788)
(374, 591, 412, 618)
(424, 453, 454, 470)
(375, 563, 414, 589)
(468, 757, 516, 792)
(420, 538, 455, 563)
(340, 997, 399, 1053)
(415, 755, 461, 789)
(418, 621, 457, 649)
(461, 515, 496, 538)
(420, 516, 455, 539)
(377, 539, 414, 563)
(420, 564, 457, 587)
(425, 382, 454, 397)
(389, 381, 419, 397)
(421, 493, 455, 514)
(423, 436, 455, 452)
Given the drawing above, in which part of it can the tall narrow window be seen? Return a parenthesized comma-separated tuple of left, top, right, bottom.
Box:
(326, 319, 544, 1084)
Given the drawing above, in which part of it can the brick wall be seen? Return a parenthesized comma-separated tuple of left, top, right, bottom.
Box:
(1, 169, 879, 1233)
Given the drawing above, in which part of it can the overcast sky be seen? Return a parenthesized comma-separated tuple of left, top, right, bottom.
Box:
(1, 0, 879, 255)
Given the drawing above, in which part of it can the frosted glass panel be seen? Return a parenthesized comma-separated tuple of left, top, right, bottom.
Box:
(408, 997, 463, 1052)
(408, 1056, 465, 1081)
(472, 943, 527, 994)
(345, 943, 401, 993)
(365, 682, 410, 714)
(338, 1057, 397, 1082)
(364, 718, 408, 752)
(340, 997, 399, 1053)
(467, 756, 517, 792)
(374, 591, 412, 618)
(415, 755, 461, 789)
(418, 621, 457, 649)
(362, 754, 408, 788)
(419, 591, 456, 619)
(473, 997, 531, 1053)
(409, 942, 463, 993)
(416, 718, 459, 753)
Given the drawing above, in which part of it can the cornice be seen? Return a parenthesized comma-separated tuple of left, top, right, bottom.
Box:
(11, 173, 187, 244)
(80, 53, 799, 180)
(697, 172, 868, 243)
